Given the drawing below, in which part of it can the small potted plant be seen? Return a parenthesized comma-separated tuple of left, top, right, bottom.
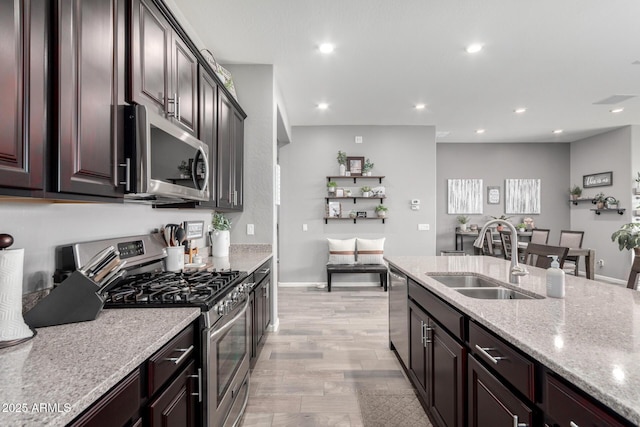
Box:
(375, 205, 388, 218)
(362, 158, 375, 176)
(327, 181, 337, 194)
(211, 212, 232, 257)
(349, 210, 357, 219)
(569, 185, 582, 201)
(611, 223, 640, 262)
(337, 151, 347, 176)
(593, 192, 606, 209)
(516, 222, 526, 232)
(344, 189, 352, 197)
(361, 186, 372, 197)
(457, 215, 470, 232)
(490, 214, 513, 232)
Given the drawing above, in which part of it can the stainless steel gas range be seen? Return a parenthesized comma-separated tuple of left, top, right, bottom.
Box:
(54, 232, 253, 427)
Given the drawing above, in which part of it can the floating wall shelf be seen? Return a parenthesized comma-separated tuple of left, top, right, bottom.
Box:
(591, 208, 625, 215)
(327, 175, 385, 184)
(324, 217, 386, 224)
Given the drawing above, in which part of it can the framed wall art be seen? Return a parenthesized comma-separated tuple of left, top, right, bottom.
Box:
(505, 179, 540, 214)
(447, 179, 483, 214)
(583, 171, 612, 188)
(347, 156, 364, 176)
(327, 202, 342, 218)
(487, 186, 500, 204)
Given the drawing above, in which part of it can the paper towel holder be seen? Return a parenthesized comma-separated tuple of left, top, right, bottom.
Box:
(0, 234, 36, 350)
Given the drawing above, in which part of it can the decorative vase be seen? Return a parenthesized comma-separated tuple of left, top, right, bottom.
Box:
(339, 164, 346, 176)
(363, 191, 371, 197)
(496, 225, 504, 232)
(328, 187, 336, 194)
(596, 201, 604, 209)
(459, 223, 468, 232)
(349, 212, 356, 219)
(571, 194, 578, 201)
(211, 230, 230, 257)
(377, 212, 386, 218)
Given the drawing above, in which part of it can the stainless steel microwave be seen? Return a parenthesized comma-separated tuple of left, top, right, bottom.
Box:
(123, 105, 209, 203)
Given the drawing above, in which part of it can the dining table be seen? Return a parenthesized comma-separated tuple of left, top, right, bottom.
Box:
(517, 241, 596, 280)
(455, 229, 532, 251)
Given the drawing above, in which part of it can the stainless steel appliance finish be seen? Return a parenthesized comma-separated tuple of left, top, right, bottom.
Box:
(389, 266, 409, 368)
(55, 233, 253, 427)
(123, 105, 210, 203)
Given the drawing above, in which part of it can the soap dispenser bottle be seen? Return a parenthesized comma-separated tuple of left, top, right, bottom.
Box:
(546, 255, 565, 298)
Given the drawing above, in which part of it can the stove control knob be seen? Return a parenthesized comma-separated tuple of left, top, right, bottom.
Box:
(225, 300, 233, 312)
(231, 291, 240, 301)
(216, 304, 225, 315)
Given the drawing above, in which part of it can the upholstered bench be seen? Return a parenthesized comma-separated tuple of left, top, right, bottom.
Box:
(326, 264, 388, 292)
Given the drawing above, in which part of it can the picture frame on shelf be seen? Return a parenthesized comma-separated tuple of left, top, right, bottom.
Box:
(347, 156, 365, 176)
(335, 188, 344, 197)
(327, 202, 342, 218)
(356, 211, 367, 218)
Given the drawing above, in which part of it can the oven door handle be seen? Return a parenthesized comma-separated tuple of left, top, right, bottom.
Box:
(209, 298, 249, 340)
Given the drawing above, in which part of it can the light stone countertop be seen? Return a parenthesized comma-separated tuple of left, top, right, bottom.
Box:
(385, 255, 640, 425)
(0, 307, 200, 427)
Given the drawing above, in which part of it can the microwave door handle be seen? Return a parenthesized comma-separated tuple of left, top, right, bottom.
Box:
(192, 146, 209, 193)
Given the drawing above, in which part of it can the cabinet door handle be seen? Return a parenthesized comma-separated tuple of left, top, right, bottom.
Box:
(118, 158, 130, 191)
(512, 415, 528, 427)
(475, 345, 507, 364)
(425, 324, 433, 345)
(189, 368, 202, 402)
(234, 190, 238, 205)
(569, 422, 579, 427)
(177, 96, 181, 121)
(259, 268, 270, 275)
(167, 93, 177, 117)
(420, 321, 426, 345)
(165, 345, 194, 365)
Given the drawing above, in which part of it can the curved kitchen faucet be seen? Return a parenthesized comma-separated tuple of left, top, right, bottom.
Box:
(473, 219, 528, 284)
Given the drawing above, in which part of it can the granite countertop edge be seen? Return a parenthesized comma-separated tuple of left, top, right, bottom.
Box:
(385, 255, 640, 425)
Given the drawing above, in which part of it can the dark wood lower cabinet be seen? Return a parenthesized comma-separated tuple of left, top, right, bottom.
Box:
(148, 360, 197, 427)
(408, 300, 464, 427)
(468, 355, 534, 427)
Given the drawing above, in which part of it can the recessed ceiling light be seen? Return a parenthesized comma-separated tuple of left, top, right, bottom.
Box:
(476, 129, 485, 134)
(318, 43, 334, 54)
(436, 131, 450, 138)
(317, 103, 329, 110)
(466, 44, 483, 54)
(610, 108, 624, 113)
(552, 129, 563, 134)
(514, 108, 527, 114)
(415, 104, 426, 110)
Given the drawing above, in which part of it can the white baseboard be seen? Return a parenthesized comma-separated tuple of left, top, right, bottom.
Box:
(278, 281, 380, 288)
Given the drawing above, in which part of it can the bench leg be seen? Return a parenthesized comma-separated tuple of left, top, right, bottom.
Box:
(381, 272, 388, 292)
(327, 271, 332, 292)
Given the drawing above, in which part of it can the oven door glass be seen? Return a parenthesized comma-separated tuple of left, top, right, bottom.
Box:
(216, 311, 247, 401)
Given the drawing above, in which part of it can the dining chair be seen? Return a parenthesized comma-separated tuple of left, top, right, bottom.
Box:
(481, 230, 495, 256)
(499, 230, 515, 260)
(558, 230, 585, 275)
(530, 228, 550, 244)
(627, 256, 640, 290)
(523, 243, 569, 269)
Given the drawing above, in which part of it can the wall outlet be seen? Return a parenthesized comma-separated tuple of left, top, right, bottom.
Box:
(418, 224, 430, 231)
(302, 224, 308, 232)
(355, 136, 363, 144)
(597, 259, 605, 268)
(247, 224, 255, 235)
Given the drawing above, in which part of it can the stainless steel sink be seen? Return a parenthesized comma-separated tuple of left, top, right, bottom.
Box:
(455, 288, 541, 300)
(429, 275, 498, 288)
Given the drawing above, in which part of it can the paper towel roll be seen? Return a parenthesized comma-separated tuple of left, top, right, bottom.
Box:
(0, 249, 33, 341)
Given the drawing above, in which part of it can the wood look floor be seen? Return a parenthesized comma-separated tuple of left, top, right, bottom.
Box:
(240, 286, 415, 427)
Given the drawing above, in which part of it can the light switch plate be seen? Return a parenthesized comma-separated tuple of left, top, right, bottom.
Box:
(418, 224, 429, 231)
(247, 224, 255, 235)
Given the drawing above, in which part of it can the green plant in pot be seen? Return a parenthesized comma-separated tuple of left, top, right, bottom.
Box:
(489, 214, 513, 231)
(361, 186, 372, 197)
(211, 212, 231, 257)
(457, 215, 470, 231)
(569, 185, 582, 200)
(593, 192, 606, 209)
(516, 222, 526, 232)
(327, 181, 337, 194)
(362, 158, 374, 176)
(375, 204, 388, 218)
(605, 196, 619, 209)
(611, 223, 640, 258)
(337, 151, 347, 176)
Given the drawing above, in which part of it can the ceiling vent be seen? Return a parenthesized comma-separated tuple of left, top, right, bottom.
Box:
(593, 95, 636, 105)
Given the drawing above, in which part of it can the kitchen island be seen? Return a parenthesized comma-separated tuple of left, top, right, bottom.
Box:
(386, 255, 640, 426)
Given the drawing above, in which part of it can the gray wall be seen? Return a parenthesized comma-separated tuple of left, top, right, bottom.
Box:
(279, 125, 436, 284)
(1, 202, 212, 293)
(436, 143, 571, 255)
(570, 126, 638, 281)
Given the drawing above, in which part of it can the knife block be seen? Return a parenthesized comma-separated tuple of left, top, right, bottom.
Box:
(24, 271, 104, 328)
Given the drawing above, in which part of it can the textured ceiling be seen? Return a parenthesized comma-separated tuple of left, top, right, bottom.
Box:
(169, 0, 640, 142)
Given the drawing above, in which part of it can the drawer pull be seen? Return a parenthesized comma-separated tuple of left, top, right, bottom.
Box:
(189, 368, 202, 402)
(475, 344, 508, 364)
(570, 422, 579, 427)
(165, 345, 194, 365)
(512, 415, 528, 427)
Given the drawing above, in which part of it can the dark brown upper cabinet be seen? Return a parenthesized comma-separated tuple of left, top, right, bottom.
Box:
(129, 0, 198, 136)
(0, 0, 47, 194)
(217, 89, 244, 211)
(55, 0, 126, 198)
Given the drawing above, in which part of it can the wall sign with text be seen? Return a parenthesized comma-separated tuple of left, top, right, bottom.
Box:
(583, 171, 612, 188)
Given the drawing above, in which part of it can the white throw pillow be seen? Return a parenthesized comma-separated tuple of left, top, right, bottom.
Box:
(327, 238, 356, 264)
(356, 238, 385, 264)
